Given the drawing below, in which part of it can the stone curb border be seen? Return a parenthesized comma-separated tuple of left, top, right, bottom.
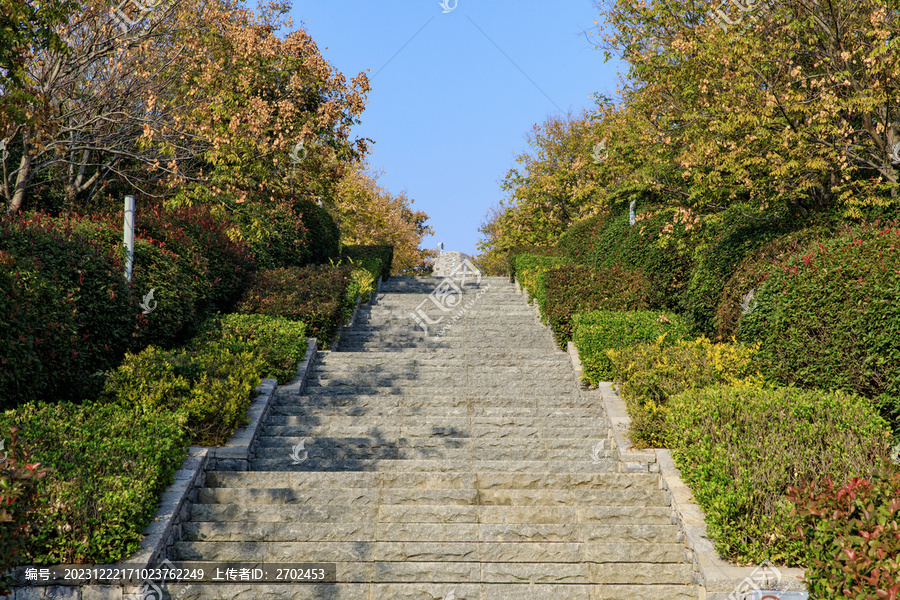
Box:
(6, 338, 321, 600)
(566, 338, 807, 599)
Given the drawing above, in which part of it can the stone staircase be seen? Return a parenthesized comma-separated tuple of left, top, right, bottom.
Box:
(172, 276, 699, 599)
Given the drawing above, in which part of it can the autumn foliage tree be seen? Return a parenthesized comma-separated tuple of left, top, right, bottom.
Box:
(332, 165, 433, 275)
(0, 0, 370, 216)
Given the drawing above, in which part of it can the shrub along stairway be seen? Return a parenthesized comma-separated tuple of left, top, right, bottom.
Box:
(173, 276, 699, 599)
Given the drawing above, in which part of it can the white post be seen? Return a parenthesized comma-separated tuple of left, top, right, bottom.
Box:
(124, 195, 135, 281)
(629, 199, 636, 227)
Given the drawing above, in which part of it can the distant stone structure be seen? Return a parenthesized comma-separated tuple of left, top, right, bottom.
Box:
(432, 251, 478, 278)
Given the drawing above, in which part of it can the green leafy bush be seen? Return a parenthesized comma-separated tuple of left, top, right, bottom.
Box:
(667, 385, 892, 565)
(341, 244, 394, 280)
(57, 216, 200, 348)
(738, 223, 900, 434)
(0, 214, 140, 404)
(572, 310, 689, 386)
(513, 253, 571, 305)
(237, 265, 353, 343)
(0, 427, 49, 592)
(557, 207, 705, 311)
(540, 264, 650, 347)
(293, 198, 340, 264)
(506, 245, 566, 283)
(607, 337, 765, 448)
(102, 345, 262, 446)
(228, 200, 308, 270)
(137, 202, 256, 314)
(713, 225, 835, 341)
(788, 470, 900, 598)
(193, 314, 307, 384)
(0, 252, 82, 410)
(683, 209, 840, 337)
(0, 401, 187, 564)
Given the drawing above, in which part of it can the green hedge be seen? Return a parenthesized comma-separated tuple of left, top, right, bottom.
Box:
(341, 244, 394, 281)
(102, 345, 263, 446)
(293, 198, 340, 264)
(556, 207, 704, 311)
(137, 202, 256, 315)
(738, 224, 900, 434)
(0, 401, 188, 564)
(58, 216, 200, 348)
(666, 385, 892, 565)
(607, 337, 765, 448)
(237, 265, 353, 344)
(713, 225, 835, 341)
(683, 208, 840, 337)
(192, 313, 307, 384)
(513, 253, 571, 305)
(0, 215, 140, 407)
(539, 264, 650, 347)
(506, 245, 566, 283)
(229, 201, 309, 270)
(788, 470, 900, 597)
(572, 310, 690, 386)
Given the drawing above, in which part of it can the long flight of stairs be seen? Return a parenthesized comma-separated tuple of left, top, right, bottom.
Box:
(172, 276, 699, 599)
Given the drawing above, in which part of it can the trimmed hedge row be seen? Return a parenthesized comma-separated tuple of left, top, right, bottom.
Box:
(738, 223, 900, 434)
(237, 265, 354, 345)
(556, 206, 705, 311)
(0, 216, 140, 407)
(506, 245, 566, 283)
(667, 385, 892, 565)
(607, 337, 764, 448)
(342, 244, 394, 281)
(0, 402, 188, 565)
(539, 264, 650, 347)
(572, 310, 690, 386)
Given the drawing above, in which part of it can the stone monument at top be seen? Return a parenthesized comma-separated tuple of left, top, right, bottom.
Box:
(432, 251, 478, 278)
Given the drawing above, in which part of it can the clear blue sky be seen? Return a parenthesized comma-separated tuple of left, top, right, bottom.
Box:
(290, 1, 625, 256)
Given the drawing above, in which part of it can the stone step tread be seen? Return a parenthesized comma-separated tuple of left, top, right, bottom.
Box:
(196, 486, 662, 506)
(173, 543, 690, 571)
(188, 504, 674, 525)
(204, 471, 655, 490)
(163, 582, 699, 600)
(182, 522, 682, 543)
(246, 458, 619, 472)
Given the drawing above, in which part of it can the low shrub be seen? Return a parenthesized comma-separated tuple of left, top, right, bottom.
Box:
(237, 265, 353, 344)
(0, 214, 140, 404)
(58, 215, 200, 348)
(192, 314, 307, 384)
(341, 244, 394, 281)
(0, 401, 187, 564)
(138, 202, 256, 314)
(557, 206, 705, 311)
(788, 470, 900, 598)
(506, 245, 566, 283)
(346, 268, 376, 313)
(572, 310, 690, 386)
(713, 225, 835, 341)
(513, 253, 571, 305)
(0, 252, 81, 410)
(667, 385, 892, 565)
(540, 264, 650, 347)
(0, 427, 49, 593)
(737, 223, 900, 434)
(101, 345, 263, 446)
(293, 198, 340, 264)
(608, 338, 765, 448)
